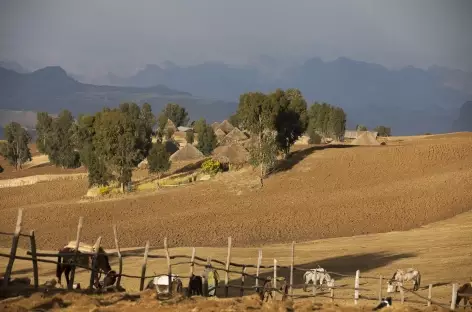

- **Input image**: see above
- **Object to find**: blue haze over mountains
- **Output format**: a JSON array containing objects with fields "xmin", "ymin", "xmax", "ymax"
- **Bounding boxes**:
[{"xmin": 0, "ymin": 55, "xmax": 471, "ymax": 136}]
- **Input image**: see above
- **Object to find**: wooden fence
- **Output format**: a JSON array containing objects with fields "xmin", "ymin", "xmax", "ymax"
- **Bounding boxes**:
[{"xmin": 0, "ymin": 209, "xmax": 469, "ymax": 310}]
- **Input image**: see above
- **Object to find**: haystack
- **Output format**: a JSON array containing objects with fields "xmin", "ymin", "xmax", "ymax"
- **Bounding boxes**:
[
  {"xmin": 220, "ymin": 127, "xmax": 248, "ymax": 145},
  {"xmin": 170, "ymin": 144, "xmax": 205, "ymax": 161},
  {"xmin": 217, "ymin": 120, "xmax": 234, "ymax": 134},
  {"xmin": 212, "ymin": 143, "xmax": 249, "ymax": 165},
  {"xmin": 351, "ymin": 131, "xmax": 380, "ymax": 146}
]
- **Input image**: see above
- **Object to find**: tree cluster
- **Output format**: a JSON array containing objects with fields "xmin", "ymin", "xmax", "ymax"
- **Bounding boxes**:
[
  {"xmin": 374, "ymin": 125, "xmax": 392, "ymax": 137},
  {"xmin": 235, "ymin": 88, "xmax": 309, "ymax": 185},
  {"xmin": 34, "ymin": 102, "xmax": 192, "ymax": 191},
  {"xmin": 307, "ymin": 102, "xmax": 347, "ymax": 142},
  {"xmin": 0, "ymin": 122, "xmax": 32, "ymax": 170}
]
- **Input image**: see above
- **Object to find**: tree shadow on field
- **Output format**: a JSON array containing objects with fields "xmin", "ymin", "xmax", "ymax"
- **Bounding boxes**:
[
  {"xmin": 273, "ymin": 144, "xmax": 355, "ymax": 174},
  {"xmin": 220, "ymin": 251, "xmax": 416, "ymax": 298}
]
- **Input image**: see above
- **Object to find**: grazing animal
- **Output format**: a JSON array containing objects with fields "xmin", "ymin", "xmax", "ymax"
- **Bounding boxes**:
[
  {"xmin": 100, "ymin": 270, "xmax": 118, "ymax": 289},
  {"xmin": 259, "ymin": 277, "xmax": 289, "ymax": 302},
  {"xmin": 456, "ymin": 282, "xmax": 472, "ymax": 308},
  {"xmin": 147, "ymin": 274, "xmax": 183, "ymax": 295},
  {"xmin": 373, "ymin": 297, "xmax": 392, "ymax": 311},
  {"xmin": 387, "ymin": 268, "xmax": 421, "ymax": 293},
  {"xmin": 56, "ymin": 241, "xmax": 112, "ymax": 289},
  {"xmin": 188, "ymin": 274, "xmax": 203, "ymax": 296},
  {"xmin": 303, "ymin": 267, "xmax": 335, "ymax": 291}
]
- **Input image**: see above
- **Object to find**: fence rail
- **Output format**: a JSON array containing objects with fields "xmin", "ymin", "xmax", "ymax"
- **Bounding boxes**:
[{"xmin": 1, "ymin": 209, "xmax": 469, "ymax": 310}]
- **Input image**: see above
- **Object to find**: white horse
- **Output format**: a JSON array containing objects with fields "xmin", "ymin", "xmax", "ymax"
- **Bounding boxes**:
[
  {"xmin": 387, "ymin": 268, "xmax": 421, "ymax": 293},
  {"xmin": 303, "ymin": 267, "xmax": 335, "ymax": 291},
  {"xmin": 148, "ymin": 274, "xmax": 182, "ymax": 294}
]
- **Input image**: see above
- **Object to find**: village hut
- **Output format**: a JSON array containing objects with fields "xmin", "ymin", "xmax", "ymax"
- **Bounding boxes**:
[
  {"xmin": 216, "ymin": 120, "xmax": 234, "ymax": 134},
  {"xmin": 138, "ymin": 140, "xmax": 180, "ymax": 169},
  {"xmin": 211, "ymin": 122, "xmax": 221, "ymax": 131},
  {"xmin": 215, "ymin": 128, "xmax": 227, "ymax": 142},
  {"xmin": 219, "ymin": 127, "xmax": 248, "ymax": 146},
  {"xmin": 350, "ymin": 131, "xmax": 380, "ymax": 146},
  {"xmin": 170, "ymin": 144, "xmax": 205, "ymax": 162},
  {"xmin": 165, "ymin": 119, "xmax": 177, "ymax": 133},
  {"xmin": 212, "ymin": 143, "xmax": 249, "ymax": 168}
]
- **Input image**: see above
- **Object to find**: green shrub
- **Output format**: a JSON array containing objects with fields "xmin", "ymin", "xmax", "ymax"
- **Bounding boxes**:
[
  {"xmin": 98, "ymin": 185, "xmax": 111, "ymax": 195},
  {"xmin": 201, "ymin": 159, "xmax": 222, "ymax": 175}
]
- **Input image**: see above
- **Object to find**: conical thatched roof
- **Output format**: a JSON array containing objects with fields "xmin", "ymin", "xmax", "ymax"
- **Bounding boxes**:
[
  {"xmin": 217, "ymin": 120, "xmax": 234, "ymax": 134},
  {"xmin": 170, "ymin": 144, "xmax": 205, "ymax": 161},
  {"xmin": 220, "ymin": 127, "xmax": 248, "ymax": 146},
  {"xmin": 212, "ymin": 143, "xmax": 249, "ymax": 165},
  {"xmin": 351, "ymin": 131, "xmax": 380, "ymax": 146},
  {"xmin": 165, "ymin": 119, "xmax": 177, "ymax": 131},
  {"xmin": 211, "ymin": 122, "xmax": 221, "ymax": 131},
  {"xmin": 215, "ymin": 128, "xmax": 227, "ymax": 141}
]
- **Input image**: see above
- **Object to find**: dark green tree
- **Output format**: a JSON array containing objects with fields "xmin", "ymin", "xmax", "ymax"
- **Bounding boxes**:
[
  {"xmin": 156, "ymin": 113, "xmax": 168, "ymax": 142},
  {"xmin": 237, "ymin": 92, "xmax": 279, "ymax": 186},
  {"xmin": 1, "ymin": 122, "xmax": 31, "ymax": 169},
  {"xmin": 374, "ymin": 126, "xmax": 391, "ymax": 137},
  {"xmin": 47, "ymin": 110, "xmax": 80, "ymax": 168},
  {"xmin": 328, "ymin": 107, "xmax": 347, "ymax": 140},
  {"xmin": 193, "ymin": 118, "xmax": 207, "ymax": 135},
  {"xmin": 186, "ymin": 131, "xmax": 195, "ymax": 144},
  {"xmin": 161, "ymin": 103, "xmax": 189, "ymax": 127},
  {"xmin": 196, "ymin": 123, "xmax": 217, "ymax": 156},
  {"xmin": 147, "ymin": 142, "xmax": 171, "ymax": 182},
  {"xmin": 273, "ymin": 88, "xmax": 308, "ymax": 158},
  {"xmin": 356, "ymin": 124, "xmax": 368, "ymax": 131},
  {"xmin": 35, "ymin": 112, "xmax": 53, "ymax": 154}
]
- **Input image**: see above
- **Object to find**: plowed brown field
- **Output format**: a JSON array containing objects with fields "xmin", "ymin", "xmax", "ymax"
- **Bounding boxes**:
[{"xmin": 0, "ymin": 133, "xmax": 471, "ymax": 251}]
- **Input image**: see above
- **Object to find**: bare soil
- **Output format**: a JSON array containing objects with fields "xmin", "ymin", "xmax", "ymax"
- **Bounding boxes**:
[{"xmin": 0, "ymin": 133, "xmax": 471, "ymax": 251}]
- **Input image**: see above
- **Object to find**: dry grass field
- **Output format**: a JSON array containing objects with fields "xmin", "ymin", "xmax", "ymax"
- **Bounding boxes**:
[{"xmin": 0, "ymin": 132, "xmax": 471, "ymax": 311}]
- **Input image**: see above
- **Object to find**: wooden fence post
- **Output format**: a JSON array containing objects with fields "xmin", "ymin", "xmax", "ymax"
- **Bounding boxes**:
[
  {"xmin": 164, "ymin": 238, "xmax": 172, "ymax": 295},
  {"xmin": 224, "ymin": 237, "xmax": 232, "ymax": 297},
  {"xmin": 378, "ymin": 275, "xmax": 382, "ymax": 302},
  {"xmin": 255, "ymin": 249, "xmax": 262, "ymax": 293},
  {"xmin": 69, "ymin": 216, "xmax": 84, "ymax": 290},
  {"xmin": 427, "ymin": 284, "xmax": 432, "ymax": 307},
  {"xmin": 290, "ymin": 241, "xmax": 295, "ymax": 296},
  {"xmin": 330, "ymin": 287, "xmax": 334, "ymax": 302},
  {"xmin": 89, "ymin": 236, "xmax": 102, "ymax": 289},
  {"xmin": 399, "ymin": 286, "xmax": 405, "ymax": 304},
  {"xmin": 312, "ymin": 270, "xmax": 317, "ymax": 299},
  {"xmin": 113, "ymin": 225, "xmax": 123, "ymax": 288},
  {"xmin": 2, "ymin": 208, "xmax": 23, "ymax": 288},
  {"xmin": 240, "ymin": 266, "xmax": 246, "ymax": 297},
  {"xmin": 451, "ymin": 283, "xmax": 458, "ymax": 311},
  {"xmin": 29, "ymin": 230, "xmax": 39, "ymax": 289},
  {"xmin": 273, "ymin": 259, "xmax": 277, "ymax": 300},
  {"xmin": 189, "ymin": 247, "xmax": 196, "ymax": 276},
  {"xmin": 354, "ymin": 270, "xmax": 360, "ymax": 305},
  {"xmin": 139, "ymin": 241, "xmax": 150, "ymax": 291}
]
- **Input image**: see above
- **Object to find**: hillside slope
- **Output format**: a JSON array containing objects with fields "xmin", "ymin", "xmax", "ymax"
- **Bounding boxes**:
[{"xmin": 0, "ymin": 133, "xmax": 471, "ymax": 250}]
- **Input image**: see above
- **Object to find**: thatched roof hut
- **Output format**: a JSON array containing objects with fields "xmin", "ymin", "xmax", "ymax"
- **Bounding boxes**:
[
  {"xmin": 212, "ymin": 143, "xmax": 249, "ymax": 165},
  {"xmin": 219, "ymin": 127, "xmax": 248, "ymax": 146},
  {"xmin": 215, "ymin": 128, "xmax": 227, "ymax": 142},
  {"xmin": 211, "ymin": 122, "xmax": 221, "ymax": 131},
  {"xmin": 170, "ymin": 144, "xmax": 205, "ymax": 161},
  {"xmin": 217, "ymin": 120, "xmax": 234, "ymax": 134},
  {"xmin": 165, "ymin": 119, "xmax": 177, "ymax": 132}
]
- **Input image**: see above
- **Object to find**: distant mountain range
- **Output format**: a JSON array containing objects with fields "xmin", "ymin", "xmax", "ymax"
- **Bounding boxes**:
[
  {"xmin": 452, "ymin": 101, "xmax": 472, "ymax": 132},
  {"xmin": 0, "ymin": 66, "xmax": 238, "ymax": 137},
  {"xmin": 0, "ymin": 56, "xmax": 471, "ymax": 136},
  {"xmin": 96, "ymin": 57, "xmax": 471, "ymax": 135}
]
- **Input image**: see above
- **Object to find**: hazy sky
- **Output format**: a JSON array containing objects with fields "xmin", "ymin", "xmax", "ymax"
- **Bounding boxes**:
[{"xmin": 1, "ymin": 0, "xmax": 471, "ymax": 76}]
